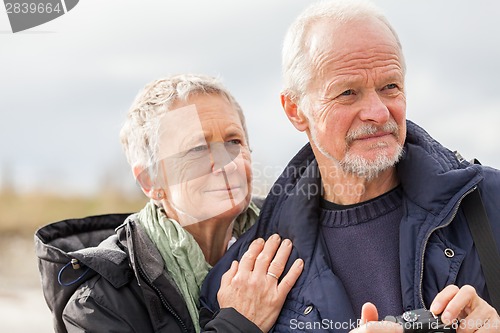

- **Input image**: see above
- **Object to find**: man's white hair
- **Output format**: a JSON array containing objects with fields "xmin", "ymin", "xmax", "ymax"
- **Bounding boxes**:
[
  {"xmin": 120, "ymin": 74, "xmax": 248, "ymax": 178},
  {"xmin": 281, "ymin": 0, "xmax": 406, "ymax": 109}
]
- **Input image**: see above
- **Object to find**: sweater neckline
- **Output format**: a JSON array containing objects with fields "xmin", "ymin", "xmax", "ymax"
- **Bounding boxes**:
[{"xmin": 320, "ymin": 186, "xmax": 402, "ymax": 227}]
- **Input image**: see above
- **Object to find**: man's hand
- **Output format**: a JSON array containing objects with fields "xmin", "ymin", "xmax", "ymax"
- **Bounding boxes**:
[
  {"xmin": 430, "ymin": 284, "xmax": 500, "ymax": 332},
  {"xmin": 217, "ymin": 234, "xmax": 304, "ymax": 332}
]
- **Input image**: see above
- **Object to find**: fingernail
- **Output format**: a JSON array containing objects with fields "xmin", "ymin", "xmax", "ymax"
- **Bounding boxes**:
[
  {"xmin": 429, "ymin": 302, "xmax": 439, "ymax": 314},
  {"xmin": 253, "ymin": 238, "xmax": 264, "ymax": 245},
  {"xmin": 270, "ymin": 234, "xmax": 280, "ymax": 241},
  {"xmin": 296, "ymin": 259, "xmax": 303, "ymax": 268},
  {"xmin": 282, "ymin": 239, "xmax": 291, "ymax": 246},
  {"xmin": 440, "ymin": 311, "xmax": 451, "ymax": 325}
]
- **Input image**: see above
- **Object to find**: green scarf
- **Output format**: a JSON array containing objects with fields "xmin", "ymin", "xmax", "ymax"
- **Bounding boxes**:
[{"xmin": 136, "ymin": 200, "xmax": 259, "ymax": 332}]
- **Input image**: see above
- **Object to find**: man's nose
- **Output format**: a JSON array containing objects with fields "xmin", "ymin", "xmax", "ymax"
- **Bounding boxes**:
[
  {"xmin": 210, "ymin": 143, "xmax": 238, "ymax": 175},
  {"xmin": 358, "ymin": 91, "xmax": 390, "ymax": 124}
]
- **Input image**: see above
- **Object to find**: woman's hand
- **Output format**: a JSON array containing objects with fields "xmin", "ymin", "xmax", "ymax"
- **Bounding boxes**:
[
  {"xmin": 430, "ymin": 284, "xmax": 500, "ymax": 332},
  {"xmin": 217, "ymin": 234, "xmax": 304, "ymax": 332}
]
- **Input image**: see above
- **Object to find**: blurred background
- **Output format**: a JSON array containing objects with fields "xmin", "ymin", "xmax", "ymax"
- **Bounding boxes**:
[{"xmin": 1, "ymin": 0, "xmax": 499, "ymax": 332}]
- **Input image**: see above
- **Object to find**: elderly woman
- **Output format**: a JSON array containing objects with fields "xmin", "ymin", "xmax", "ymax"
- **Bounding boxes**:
[{"xmin": 35, "ymin": 74, "xmax": 303, "ymax": 333}]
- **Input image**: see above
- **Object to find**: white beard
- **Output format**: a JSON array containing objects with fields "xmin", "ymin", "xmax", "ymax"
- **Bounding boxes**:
[{"xmin": 310, "ymin": 117, "xmax": 404, "ymax": 181}]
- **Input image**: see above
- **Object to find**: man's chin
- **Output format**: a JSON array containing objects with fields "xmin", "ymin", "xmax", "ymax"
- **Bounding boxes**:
[{"xmin": 340, "ymin": 148, "xmax": 403, "ymax": 181}]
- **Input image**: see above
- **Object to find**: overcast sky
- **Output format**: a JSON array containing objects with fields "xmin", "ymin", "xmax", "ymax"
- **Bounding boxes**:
[{"xmin": 1, "ymin": 0, "xmax": 499, "ymax": 195}]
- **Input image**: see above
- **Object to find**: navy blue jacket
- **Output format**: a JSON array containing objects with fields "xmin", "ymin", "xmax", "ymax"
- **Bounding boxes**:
[{"xmin": 200, "ymin": 121, "xmax": 500, "ymax": 332}]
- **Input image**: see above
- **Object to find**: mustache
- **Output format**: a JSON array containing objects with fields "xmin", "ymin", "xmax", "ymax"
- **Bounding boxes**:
[{"xmin": 346, "ymin": 121, "xmax": 400, "ymax": 145}]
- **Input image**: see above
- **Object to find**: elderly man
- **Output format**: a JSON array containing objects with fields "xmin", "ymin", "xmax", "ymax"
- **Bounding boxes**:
[{"xmin": 200, "ymin": 1, "xmax": 500, "ymax": 332}]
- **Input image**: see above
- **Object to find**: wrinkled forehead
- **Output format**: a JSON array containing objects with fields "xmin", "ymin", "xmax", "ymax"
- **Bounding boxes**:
[
  {"xmin": 308, "ymin": 17, "xmax": 403, "ymax": 65},
  {"xmin": 157, "ymin": 104, "xmax": 204, "ymax": 159}
]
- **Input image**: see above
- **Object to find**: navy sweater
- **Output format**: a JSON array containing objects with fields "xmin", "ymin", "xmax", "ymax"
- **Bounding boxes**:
[{"xmin": 320, "ymin": 186, "xmax": 404, "ymax": 318}]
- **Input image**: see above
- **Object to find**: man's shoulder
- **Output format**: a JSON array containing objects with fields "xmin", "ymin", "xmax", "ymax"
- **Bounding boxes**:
[
  {"xmin": 470, "ymin": 162, "xmax": 500, "ymax": 200},
  {"xmin": 477, "ymin": 165, "xmax": 500, "ymax": 219},
  {"xmin": 479, "ymin": 164, "xmax": 500, "ymax": 180}
]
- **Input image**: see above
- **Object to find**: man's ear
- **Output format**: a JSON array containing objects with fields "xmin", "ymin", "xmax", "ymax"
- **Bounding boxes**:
[
  {"xmin": 133, "ymin": 165, "xmax": 155, "ymax": 199},
  {"xmin": 281, "ymin": 93, "xmax": 309, "ymax": 132}
]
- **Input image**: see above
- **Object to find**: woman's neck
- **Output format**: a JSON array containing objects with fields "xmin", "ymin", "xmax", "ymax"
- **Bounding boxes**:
[{"xmin": 183, "ymin": 217, "xmax": 234, "ymax": 266}]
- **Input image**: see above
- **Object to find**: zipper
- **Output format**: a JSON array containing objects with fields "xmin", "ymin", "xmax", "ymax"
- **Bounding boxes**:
[
  {"xmin": 137, "ymin": 265, "xmax": 189, "ymax": 333},
  {"xmin": 417, "ymin": 186, "xmax": 477, "ymax": 309},
  {"xmin": 128, "ymin": 221, "xmax": 189, "ymax": 333}
]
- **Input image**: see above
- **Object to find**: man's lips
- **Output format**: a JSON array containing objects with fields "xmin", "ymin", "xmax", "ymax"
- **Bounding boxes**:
[{"xmin": 354, "ymin": 131, "xmax": 394, "ymax": 141}]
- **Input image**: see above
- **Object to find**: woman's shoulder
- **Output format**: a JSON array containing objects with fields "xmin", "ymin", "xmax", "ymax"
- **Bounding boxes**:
[{"xmin": 63, "ymin": 274, "xmax": 154, "ymax": 332}]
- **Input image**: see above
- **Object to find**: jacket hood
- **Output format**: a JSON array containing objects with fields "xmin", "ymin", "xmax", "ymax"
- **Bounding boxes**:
[
  {"xmin": 35, "ymin": 213, "xmax": 132, "ymax": 333},
  {"xmin": 35, "ymin": 213, "xmax": 133, "ymax": 286}
]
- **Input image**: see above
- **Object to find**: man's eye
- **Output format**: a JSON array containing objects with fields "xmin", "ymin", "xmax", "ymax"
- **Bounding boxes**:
[
  {"xmin": 340, "ymin": 89, "xmax": 354, "ymax": 96},
  {"xmin": 385, "ymin": 83, "xmax": 398, "ymax": 90}
]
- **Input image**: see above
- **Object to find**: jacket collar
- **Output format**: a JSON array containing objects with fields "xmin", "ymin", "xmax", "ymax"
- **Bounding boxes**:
[{"xmin": 397, "ymin": 120, "xmax": 482, "ymax": 216}]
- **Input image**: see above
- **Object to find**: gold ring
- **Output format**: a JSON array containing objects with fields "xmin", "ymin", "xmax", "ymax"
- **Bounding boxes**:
[{"xmin": 267, "ymin": 271, "xmax": 279, "ymax": 280}]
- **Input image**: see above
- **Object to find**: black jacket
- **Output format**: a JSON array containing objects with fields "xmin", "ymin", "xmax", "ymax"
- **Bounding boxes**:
[{"xmin": 35, "ymin": 212, "xmax": 261, "ymax": 333}]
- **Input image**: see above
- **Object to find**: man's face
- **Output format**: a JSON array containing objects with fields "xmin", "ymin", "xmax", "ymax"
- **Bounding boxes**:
[
  {"xmin": 156, "ymin": 94, "xmax": 251, "ymax": 225},
  {"xmin": 304, "ymin": 17, "xmax": 407, "ymax": 179}
]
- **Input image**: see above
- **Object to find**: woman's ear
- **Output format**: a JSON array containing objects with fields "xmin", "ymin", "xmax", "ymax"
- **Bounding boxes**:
[
  {"xmin": 133, "ymin": 165, "xmax": 155, "ymax": 199},
  {"xmin": 281, "ymin": 93, "xmax": 309, "ymax": 132}
]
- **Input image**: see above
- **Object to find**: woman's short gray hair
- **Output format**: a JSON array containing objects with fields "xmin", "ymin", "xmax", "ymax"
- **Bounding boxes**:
[
  {"xmin": 120, "ymin": 74, "xmax": 248, "ymax": 176},
  {"xmin": 282, "ymin": 0, "xmax": 405, "ymax": 107}
]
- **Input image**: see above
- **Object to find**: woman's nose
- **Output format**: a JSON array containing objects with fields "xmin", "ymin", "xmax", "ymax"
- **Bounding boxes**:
[
  {"xmin": 212, "ymin": 160, "xmax": 237, "ymax": 175},
  {"xmin": 210, "ymin": 143, "xmax": 238, "ymax": 175}
]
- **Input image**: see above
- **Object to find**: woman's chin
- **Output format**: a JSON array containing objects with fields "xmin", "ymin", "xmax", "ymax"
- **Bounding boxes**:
[{"xmin": 200, "ymin": 196, "xmax": 249, "ymax": 221}]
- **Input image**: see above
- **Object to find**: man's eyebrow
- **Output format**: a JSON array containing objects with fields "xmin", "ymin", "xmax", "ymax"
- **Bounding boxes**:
[
  {"xmin": 323, "ymin": 76, "xmax": 360, "ymax": 94},
  {"xmin": 382, "ymin": 72, "xmax": 404, "ymax": 81}
]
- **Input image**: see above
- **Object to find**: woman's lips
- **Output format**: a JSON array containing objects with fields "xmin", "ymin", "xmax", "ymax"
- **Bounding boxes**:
[{"xmin": 205, "ymin": 186, "xmax": 241, "ymax": 193}]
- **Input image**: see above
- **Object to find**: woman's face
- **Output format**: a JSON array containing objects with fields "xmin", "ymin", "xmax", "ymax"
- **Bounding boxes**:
[{"xmin": 156, "ymin": 94, "xmax": 252, "ymax": 225}]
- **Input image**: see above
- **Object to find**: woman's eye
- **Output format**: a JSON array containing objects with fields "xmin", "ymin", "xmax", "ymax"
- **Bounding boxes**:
[
  {"xmin": 188, "ymin": 145, "xmax": 208, "ymax": 153},
  {"xmin": 226, "ymin": 139, "xmax": 241, "ymax": 145}
]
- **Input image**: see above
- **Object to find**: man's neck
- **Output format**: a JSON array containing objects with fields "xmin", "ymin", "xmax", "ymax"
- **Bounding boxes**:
[{"xmin": 319, "ymin": 162, "xmax": 399, "ymax": 205}]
